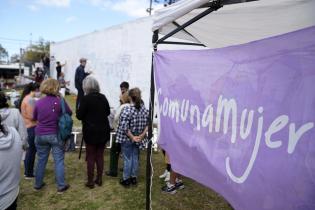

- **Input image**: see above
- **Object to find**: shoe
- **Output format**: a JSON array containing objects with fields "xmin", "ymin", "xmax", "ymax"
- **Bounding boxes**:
[
  {"xmin": 164, "ymin": 172, "xmax": 170, "ymax": 182},
  {"xmin": 105, "ymin": 171, "xmax": 117, "ymax": 177},
  {"xmin": 175, "ymin": 180, "xmax": 185, "ymax": 190},
  {"xmin": 34, "ymin": 182, "xmax": 46, "ymax": 191},
  {"xmin": 57, "ymin": 184, "xmax": 70, "ymax": 194},
  {"xmin": 130, "ymin": 177, "xmax": 137, "ymax": 186},
  {"xmin": 85, "ymin": 182, "xmax": 95, "ymax": 189},
  {"xmin": 94, "ymin": 178, "xmax": 102, "ymax": 186},
  {"xmin": 159, "ymin": 170, "xmax": 168, "ymax": 179},
  {"xmin": 119, "ymin": 178, "xmax": 130, "ymax": 187},
  {"xmin": 161, "ymin": 182, "xmax": 176, "ymax": 194},
  {"xmin": 24, "ymin": 175, "xmax": 35, "ymax": 180}
]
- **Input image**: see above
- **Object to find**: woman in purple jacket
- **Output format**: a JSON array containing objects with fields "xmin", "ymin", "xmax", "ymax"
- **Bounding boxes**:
[{"xmin": 33, "ymin": 78, "xmax": 72, "ymax": 194}]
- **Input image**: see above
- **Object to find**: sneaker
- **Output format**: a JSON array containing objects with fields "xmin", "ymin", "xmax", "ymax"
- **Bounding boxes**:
[
  {"xmin": 130, "ymin": 177, "xmax": 137, "ymax": 186},
  {"xmin": 164, "ymin": 172, "xmax": 170, "ymax": 182},
  {"xmin": 105, "ymin": 171, "xmax": 118, "ymax": 177},
  {"xmin": 161, "ymin": 182, "xmax": 176, "ymax": 194},
  {"xmin": 34, "ymin": 182, "xmax": 46, "ymax": 191},
  {"xmin": 57, "ymin": 184, "xmax": 70, "ymax": 194},
  {"xmin": 119, "ymin": 178, "xmax": 130, "ymax": 188},
  {"xmin": 159, "ymin": 170, "xmax": 168, "ymax": 179},
  {"xmin": 24, "ymin": 175, "xmax": 35, "ymax": 180},
  {"xmin": 85, "ymin": 182, "xmax": 95, "ymax": 189},
  {"xmin": 175, "ymin": 180, "xmax": 185, "ymax": 190}
]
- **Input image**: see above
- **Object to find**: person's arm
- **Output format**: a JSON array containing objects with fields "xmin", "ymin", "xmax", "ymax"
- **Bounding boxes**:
[
  {"xmin": 32, "ymin": 103, "xmax": 38, "ymax": 121},
  {"xmin": 21, "ymin": 99, "xmax": 32, "ymax": 121},
  {"xmin": 64, "ymin": 100, "xmax": 72, "ymax": 116},
  {"xmin": 139, "ymin": 126, "xmax": 148, "ymax": 140},
  {"xmin": 119, "ymin": 108, "xmax": 130, "ymax": 136},
  {"xmin": 15, "ymin": 110, "xmax": 28, "ymax": 148},
  {"xmin": 104, "ymin": 96, "xmax": 110, "ymax": 117},
  {"xmin": 76, "ymin": 96, "xmax": 87, "ymax": 120},
  {"xmin": 127, "ymin": 130, "xmax": 140, "ymax": 142}
]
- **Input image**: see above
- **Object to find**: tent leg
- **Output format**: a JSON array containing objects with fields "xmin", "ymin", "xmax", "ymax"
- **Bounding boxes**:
[{"xmin": 146, "ymin": 30, "xmax": 158, "ymax": 210}]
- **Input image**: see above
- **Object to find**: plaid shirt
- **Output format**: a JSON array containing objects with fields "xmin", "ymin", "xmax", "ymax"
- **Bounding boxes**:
[{"xmin": 116, "ymin": 104, "xmax": 149, "ymax": 149}]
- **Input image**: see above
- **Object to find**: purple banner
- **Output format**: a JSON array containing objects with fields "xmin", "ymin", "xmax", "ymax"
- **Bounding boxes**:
[{"xmin": 154, "ymin": 26, "xmax": 315, "ymax": 210}]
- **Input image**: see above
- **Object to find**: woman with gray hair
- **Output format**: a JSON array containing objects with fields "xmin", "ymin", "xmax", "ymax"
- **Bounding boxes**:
[{"xmin": 76, "ymin": 76, "xmax": 111, "ymax": 188}]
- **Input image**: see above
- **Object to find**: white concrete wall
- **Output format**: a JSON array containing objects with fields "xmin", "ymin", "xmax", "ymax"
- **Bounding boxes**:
[{"xmin": 50, "ymin": 17, "xmax": 202, "ymax": 108}]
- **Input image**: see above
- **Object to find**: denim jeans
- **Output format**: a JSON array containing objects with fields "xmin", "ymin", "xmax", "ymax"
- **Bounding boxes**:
[
  {"xmin": 24, "ymin": 127, "xmax": 36, "ymax": 176},
  {"xmin": 34, "ymin": 134, "xmax": 66, "ymax": 189},
  {"xmin": 65, "ymin": 134, "xmax": 76, "ymax": 152},
  {"xmin": 121, "ymin": 141, "xmax": 139, "ymax": 180}
]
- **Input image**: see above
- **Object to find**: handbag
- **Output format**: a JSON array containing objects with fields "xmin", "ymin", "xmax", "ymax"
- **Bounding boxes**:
[{"xmin": 58, "ymin": 97, "xmax": 73, "ymax": 141}]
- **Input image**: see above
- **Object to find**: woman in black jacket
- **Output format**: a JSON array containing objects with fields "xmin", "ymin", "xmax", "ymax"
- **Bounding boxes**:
[{"xmin": 76, "ymin": 76, "xmax": 110, "ymax": 188}]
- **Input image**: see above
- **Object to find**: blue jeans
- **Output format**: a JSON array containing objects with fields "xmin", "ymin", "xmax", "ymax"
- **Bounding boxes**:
[
  {"xmin": 121, "ymin": 141, "xmax": 139, "ymax": 180},
  {"xmin": 34, "ymin": 134, "xmax": 66, "ymax": 189},
  {"xmin": 24, "ymin": 127, "xmax": 36, "ymax": 176}
]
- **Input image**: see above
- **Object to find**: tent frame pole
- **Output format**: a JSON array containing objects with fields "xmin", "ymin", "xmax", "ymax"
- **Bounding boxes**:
[
  {"xmin": 155, "ymin": 0, "xmax": 222, "ymax": 47},
  {"xmin": 146, "ymin": 2, "xmax": 223, "ymax": 210},
  {"xmin": 146, "ymin": 30, "xmax": 159, "ymax": 210},
  {"xmin": 158, "ymin": 41, "xmax": 205, "ymax": 46}
]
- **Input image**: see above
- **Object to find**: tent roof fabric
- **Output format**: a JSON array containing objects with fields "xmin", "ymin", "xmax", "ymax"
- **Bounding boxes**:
[{"xmin": 153, "ymin": 0, "xmax": 315, "ymax": 48}]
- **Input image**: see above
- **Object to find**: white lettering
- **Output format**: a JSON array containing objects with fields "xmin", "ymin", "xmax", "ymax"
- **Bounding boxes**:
[
  {"xmin": 215, "ymin": 95, "xmax": 237, "ymax": 143},
  {"xmin": 190, "ymin": 105, "xmax": 201, "ymax": 131},
  {"xmin": 202, "ymin": 105, "xmax": 214, "ymax": 133},
  {"xmin": 240, "ymin": 109, "xmax": 254, "ymax": 140},
  {"xmin": 225, "ymin": 106, "xmax": 264, "ymax": 183},
  {"xmin": 180, "ymin": 99, "xmax": 190, "ymax": 122},
  {"xmin": 265, "ymin": 115, "xmax": 288, "ymax": 149},
  {"xmin": 168, "ymin": 100, "xmax": 180, "ymax": 122},
  {"xmin": 162, "ymin": 97, "xmax": 169, "ymax": 116},
  {"xmin": 288, "ymin": 122, "xmax": 314, "ymax": 154}
]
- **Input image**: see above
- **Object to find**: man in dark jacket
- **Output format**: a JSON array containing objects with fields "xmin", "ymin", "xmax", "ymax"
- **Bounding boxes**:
[{"xmin": 75, "ymin": 58, "xmax": 89, "ymax": 111}]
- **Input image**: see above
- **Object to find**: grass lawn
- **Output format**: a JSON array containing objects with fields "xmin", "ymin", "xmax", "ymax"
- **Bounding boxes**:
[
  {"xmin": 17, "ymin": 94, "xmax": 233, "ymax": 210},
  {"xmin": 18, "ymin": 151, "xmax": 233, "ymax": 210}
]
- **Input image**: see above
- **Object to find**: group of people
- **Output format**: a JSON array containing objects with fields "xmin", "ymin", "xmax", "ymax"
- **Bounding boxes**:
[
  {"xmin": 74, "ymin": 57, "xmax": 149, "ymax": 188},
  {"xmin": 0, "ymin": 57, "xmax": 153, "ymax": 210}
]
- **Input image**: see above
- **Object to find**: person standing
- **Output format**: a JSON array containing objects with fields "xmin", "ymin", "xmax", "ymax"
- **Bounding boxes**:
[
  {"xmin": 76, "ymin": 76, "xmax": 111, "ymax": 188},
  {"xmin": 116, "ymin": 88, "xmax": 149, "ymax": 187},
  {"xmin": 58, "ymin": 72, "xmax": 70, "ymax": 97},
  {"xmin": 56, "ymin": 61, "xmax": 66, "ymax": 79},
  {"xmin": 106, "ymin": 92, "xmax": 130, "ymax": 177},
  {"xmin": 20, "ymin": 83, "xmax": 40, "ymax": 179},
  {"xmin": 75, "ymin": 58, "xmax": 90, "ymax": 111},
  {"xmin": 0, "ymin": 117, "xmax": 23, "ymax": 210},
  {"xmin": 42, "ymin": 54, "xmax": 50, "ymax": 78},
  {"xmin": 120, "ymin": 81, "xmax": 129, "ymax": 94},
  {"xmin": 33, "ymin": 79, "xmax": 72, "ymax": 193},
  {"xmin": 34, "ymin": 67, "xmax": 44, "ymax": 85},
  {"xmin": 0, "ymin": 92, "xmax": 27, "ymax": 148}
]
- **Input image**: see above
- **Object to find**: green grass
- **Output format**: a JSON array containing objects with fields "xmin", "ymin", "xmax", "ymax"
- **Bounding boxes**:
[
  {"xmin": 64, "ymin": 94, "xmax": 81, "ymax": 128},
  {"xmin": 18, "ymin": 151, "xmax": 233, "ymax": 210}
]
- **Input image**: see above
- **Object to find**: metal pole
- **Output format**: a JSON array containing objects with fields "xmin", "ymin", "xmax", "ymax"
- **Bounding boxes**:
[
  {"xmin": 19, "ymin": 48, "xmax": 22, "ymax": 76},
  {"xmin": 156, "ymin": 1, "xmax": 222, "ymax": 45},
  {"xmin": 146, "ymin": 30, "xmax": 159, "ymax": 210},
  {"xmin": 148, "ymin": 0, "xmax": 153, "ymax": 15}
]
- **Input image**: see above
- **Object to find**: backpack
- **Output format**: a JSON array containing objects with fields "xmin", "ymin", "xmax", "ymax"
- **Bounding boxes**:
[{"xmin": 58, "ymin": 98, "xmax": 73, "ymax": 141}]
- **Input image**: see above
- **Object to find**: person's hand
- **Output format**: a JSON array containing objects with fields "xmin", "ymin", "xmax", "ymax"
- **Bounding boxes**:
[{"xmin": 132, "ymin": 136, "xmax": 141, "ymax": 142}]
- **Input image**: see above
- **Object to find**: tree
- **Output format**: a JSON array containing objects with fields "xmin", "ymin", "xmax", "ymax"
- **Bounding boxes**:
[
  {"xmin": 23, "ymin": 37, "xmax": 50, "ymax": 64},
  {"xmin": 0, "ymin": 44, "xmax": 8, "ymax": 64},
  {"xmin": 10, "ymin": 54, "xmax": 20, "ymax": 63}
]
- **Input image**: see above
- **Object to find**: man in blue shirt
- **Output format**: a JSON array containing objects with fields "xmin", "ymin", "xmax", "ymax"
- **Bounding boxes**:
[{"xmin": 74, "ymin": 58, "xmax": 89, "ymax": 111}]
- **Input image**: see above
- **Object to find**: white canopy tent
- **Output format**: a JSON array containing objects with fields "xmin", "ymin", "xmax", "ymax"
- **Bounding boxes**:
[
  {"xmin": 145, "ymin": 0, "xmax": 315, "ymax": 209},
  {"xmin": 153, "ymin": 0, "xmax": 315, "ymax": 48}
]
